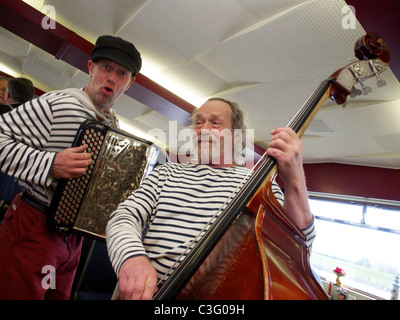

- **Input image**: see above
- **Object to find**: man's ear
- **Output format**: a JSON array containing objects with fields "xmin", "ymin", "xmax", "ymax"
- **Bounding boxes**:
[
  {"xmin": 125, "ymin": 76, "xmax": 136, "ymax": 92},
  {"xmin": 87, "ymin": 60, "xmax": 95, "ymax": 77}
]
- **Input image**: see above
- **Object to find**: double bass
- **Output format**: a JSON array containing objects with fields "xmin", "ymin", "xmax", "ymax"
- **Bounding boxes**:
[{"xmin": 154, "ymin": 32, "xmax": 390, "ymax": 300}]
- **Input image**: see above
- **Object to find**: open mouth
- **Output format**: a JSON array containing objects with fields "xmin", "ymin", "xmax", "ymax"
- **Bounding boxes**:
[{"xmin": 103, "ymin": 86, "xmax": 113, "ymax": 95}]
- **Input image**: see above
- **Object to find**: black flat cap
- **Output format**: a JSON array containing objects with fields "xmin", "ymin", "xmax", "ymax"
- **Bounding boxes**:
[{"xmin": 91, "ymin": 35, "xmax": 142, "ymax": 76}]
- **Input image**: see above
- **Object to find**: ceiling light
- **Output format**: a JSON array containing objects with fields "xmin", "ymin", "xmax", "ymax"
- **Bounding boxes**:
[
  {"xmin": 140, "ymin": 60, "xmax": 205, "ymax": 108},
  {"xmin": 21, "ymin": 0, "xmax": 44, "ymax": 11},
  {"xmin": 0, "ymin": 63, "xmax": 20, "ymax": 77}
]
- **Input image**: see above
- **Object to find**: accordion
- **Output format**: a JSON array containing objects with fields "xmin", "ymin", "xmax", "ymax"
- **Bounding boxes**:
[{"xmin": 46, "ymin": 120, "xmax": 159, "ymax": 240}]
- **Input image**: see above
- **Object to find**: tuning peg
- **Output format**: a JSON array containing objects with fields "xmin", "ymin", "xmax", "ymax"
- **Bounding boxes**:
[
  {"xmin": 355, "ymin": 78, "xmax": 372, "ymax": 95},
  {"xmin": 349, "ymin": 65, "xmax": 371, "ymax": 96},
  {"xmin": 377, "ymin": 79, "xmax": 387, "ymax": 88},
  {"xmin": 369, "ymin": 60, "xmax": 387, "ymax": 88},
  {"xmin": 350, "ymin": 88, "xmax": 362, "ymax": 98},
  {"xmin": 362, "ymin": 85, "xmax": 372, "ymax": 95}
]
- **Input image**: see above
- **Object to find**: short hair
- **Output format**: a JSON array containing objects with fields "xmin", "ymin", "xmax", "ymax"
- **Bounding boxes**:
[{"xmin": 7, "ymin": 77, "xmax": 35, "ymax": 103}]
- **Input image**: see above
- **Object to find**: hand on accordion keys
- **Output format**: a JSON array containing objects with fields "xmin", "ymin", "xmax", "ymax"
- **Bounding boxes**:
[{"xmin": 51, "ymin": 144, "xmax": 94, "ymax": 179}]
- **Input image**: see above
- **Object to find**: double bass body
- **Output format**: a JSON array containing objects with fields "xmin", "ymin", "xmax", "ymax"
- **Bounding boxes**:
[{"xmin": 177, "ymin": 171, "xmax": 328, "ymax": 300}]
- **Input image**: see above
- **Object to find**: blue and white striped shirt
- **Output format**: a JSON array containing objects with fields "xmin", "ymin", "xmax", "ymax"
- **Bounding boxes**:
[
  {"xmin": 106, "ymin": 162, "xmax": 316, "ymax": 279},
  {"xmin": 0, "ymin": 89, "xmax": 108, "ymax": 205}
]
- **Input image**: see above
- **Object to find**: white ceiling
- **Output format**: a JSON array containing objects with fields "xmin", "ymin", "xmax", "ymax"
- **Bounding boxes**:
[{"xmin": 1, "ymin": 0, "xmax": 400, "ymax": 168}]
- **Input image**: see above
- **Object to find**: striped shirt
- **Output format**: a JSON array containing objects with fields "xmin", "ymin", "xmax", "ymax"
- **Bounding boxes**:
[
  {"xmin": 0, "ymin": 90, "xmax": 100, "ymax": 205},
  {"xmin": 106, "ymin": 162, "xmax": 316, "ymax": 280}
]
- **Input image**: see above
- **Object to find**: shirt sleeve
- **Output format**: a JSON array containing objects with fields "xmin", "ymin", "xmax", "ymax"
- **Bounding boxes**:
[
  {"xmin": 0, "ymin": 97, "xmax": 56, "ymax": 187},
  {"xmin": 106, "ymin": 166, "xmax": 161, "ymax": 276},
  {"xmin": 301, "ymin": 218, "xmax": 316, "ymax": 250},
  {"xmin": 272, "ymin": 179, "xmax": 316, "ymax": 250},
  {"xmin": 271, "ymin": 180, "xmax": 284, "ymax": 206}
]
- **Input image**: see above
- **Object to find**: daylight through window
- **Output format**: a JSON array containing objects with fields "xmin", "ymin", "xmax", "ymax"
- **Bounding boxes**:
[{"xmin": 309, "ymin": 193, "xmax": 400, "ymax": 300}]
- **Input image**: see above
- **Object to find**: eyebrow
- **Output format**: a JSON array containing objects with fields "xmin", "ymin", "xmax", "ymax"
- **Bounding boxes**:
[{"xmin": 196, "ymin": 112, "xmax": 223, "ymax": 120}]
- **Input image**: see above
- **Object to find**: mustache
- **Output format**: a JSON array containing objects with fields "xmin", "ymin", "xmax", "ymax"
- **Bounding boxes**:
[
  {"xmin": 192, "ymin": 136, "xmax": 220, "ymax": 148},
  {"xmin": 192, "ymin": 130, "xmax": 221, "ymax": 144}
]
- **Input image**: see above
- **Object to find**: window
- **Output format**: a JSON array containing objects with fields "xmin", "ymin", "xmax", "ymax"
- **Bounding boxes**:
[{"xmin": 308, "ymin": 193, "xmax": 400, "ymax": 299}]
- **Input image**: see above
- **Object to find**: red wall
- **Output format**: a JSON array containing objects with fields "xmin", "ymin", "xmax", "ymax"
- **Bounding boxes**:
[{"xmin": 304, "ymin": 163, "xmax": 400, "ymax": 202}]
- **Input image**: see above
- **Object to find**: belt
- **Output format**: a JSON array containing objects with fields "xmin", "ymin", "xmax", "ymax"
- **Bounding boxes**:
[{"xmin": 21, "ymin": 192, "xmax": 48, "ymax": 213}]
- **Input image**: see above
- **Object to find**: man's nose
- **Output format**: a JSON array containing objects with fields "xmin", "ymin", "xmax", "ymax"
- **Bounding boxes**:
[
  {"xmin": 107, "ymin": 72, "xmax": 117, "ymax": 84},
  {"xmin": 202, "ymin": 121, "xmax": 213, "ymax": 130}
]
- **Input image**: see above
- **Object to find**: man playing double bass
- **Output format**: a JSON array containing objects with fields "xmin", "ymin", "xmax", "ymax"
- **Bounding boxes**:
[{"xmin": 106, "ymin": 97, "xmax": 316, "ymax": 300}]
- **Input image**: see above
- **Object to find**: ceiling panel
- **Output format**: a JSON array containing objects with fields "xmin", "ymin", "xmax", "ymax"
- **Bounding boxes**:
[
  {"xmin": 1, "ymin": 0, "xmax": 399, "ymax": 169},
  {"xmin": 127, "ymin": 0, "xmax": 256, "ymax": 60},
  {"xmin": 42, "ymin": 0, "xmax": 149, "ymax": 42},
  {"xmin": 196, "ymin": 29, "xmax": 302, "ymax": 85},
  {"xmin": 258, "ymin": 0, "xmax": 365, "ymax": 74},
  {"xmin": 344, "ymin": 100, "xmax": 400, "ymax": 136}
]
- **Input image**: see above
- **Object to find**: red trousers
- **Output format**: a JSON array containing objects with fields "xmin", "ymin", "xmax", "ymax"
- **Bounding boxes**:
[{"xmin": 0, "ymin": 193, "xmax": 82, "ymax": 299}]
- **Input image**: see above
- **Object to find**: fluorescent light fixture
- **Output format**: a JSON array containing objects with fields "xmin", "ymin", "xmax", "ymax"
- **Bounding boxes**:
[
  {"xmin": 0, "ymin": 63, "xmax": 20, "ymax": 77},
  {"xmin": 140, "ymin": 60, "xmax": 205, "ymax": 108},
  {"xmin": 21, "ymin": 0, "xmax": 44, "ymax": 11}
]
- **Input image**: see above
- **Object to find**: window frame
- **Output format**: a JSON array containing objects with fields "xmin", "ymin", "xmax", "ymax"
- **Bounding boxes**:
[
  {"xmin": 309, "ymin": 192, "xmax": 400, "ymax": 234},
  {"xmin": 308, "ymin": 191, "xmax": 400, "ymax": 300}
]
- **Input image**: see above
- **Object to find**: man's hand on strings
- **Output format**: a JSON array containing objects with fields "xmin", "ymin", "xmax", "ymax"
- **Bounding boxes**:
[
  {"xmin": 266, "ymin": 127, "xmax": 304, "ymax": 186},
  {"xmin": 118, "ymin": 256, "xmax": 158, "ymax": 300}
]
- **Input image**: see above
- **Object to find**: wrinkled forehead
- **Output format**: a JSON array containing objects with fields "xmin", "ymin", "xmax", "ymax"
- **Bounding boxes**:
[{"xmin": 196, "ymin": 100, "xmax": 232, "ymax": 120}]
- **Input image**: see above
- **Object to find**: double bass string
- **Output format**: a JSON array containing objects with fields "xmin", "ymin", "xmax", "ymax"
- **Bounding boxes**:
[
  {"xmin": 157, "ymin": 158, "xmax": 261, "ymax": 286},
  {"xmin": 155, "ymin": 80, "xmax": 333, "ymax": 298},
  {"xmin": 286, "ymin": 80, "xmax": 332, "ymax": 135}
]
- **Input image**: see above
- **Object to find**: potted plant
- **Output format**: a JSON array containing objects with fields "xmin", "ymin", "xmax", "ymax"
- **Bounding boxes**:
[
  {"xmin": 333, "ymin": 267, "xmax": 346, "ymax": 286},
  {"xmin": 336, "ymin": 287, "xmax": 347, "ymax": 300}
]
